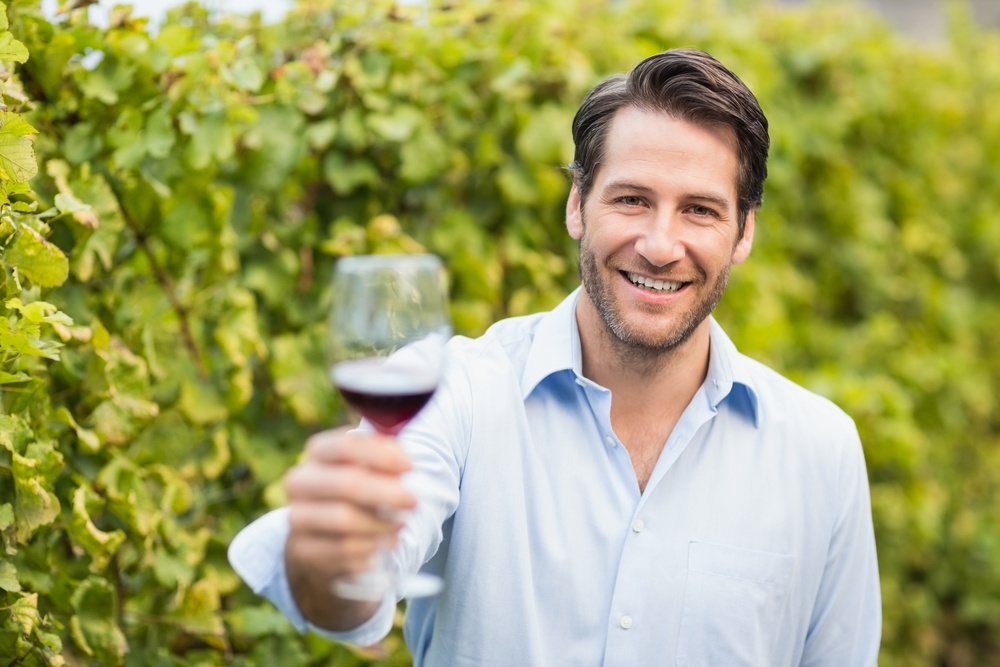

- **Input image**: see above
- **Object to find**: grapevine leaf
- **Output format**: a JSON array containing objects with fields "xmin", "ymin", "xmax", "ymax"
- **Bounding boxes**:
[
  {"xmin": 53, "ymin": 407, "xmax": 101, "ymax": 453},
  {"xmin": 9, "ymin": 592, "xmax": 38, "ymax": 636},
  {"xmin": 145, "ymin": 105, "xmax": 175, "ymax": 159},
  {"xmin": 179, "ymin": 377, "xmax": 227, "ymax": 425},
  {"xmin": 0, "ymin": 414, "xmax": 33, "ymax": 455},
  {"xmin": 0, "ymin": 112, "xmax": 38, "ymax": 183},
  {"xmin": 322, "ymin": 152, "xmax": 379, "ymax": 195},
  {"xmin": 69, "ymin": 577, "xmax": 128, "ymax": 665},
  {"xmin": 225, "ymin": 604, "xmax": 296, "ymax": 637},
  {"xmin": 0, "ymin": 503, "xmax": 13, "ymax": 531},
  {"xmin": 96, "ymin": 456, "xmax": 161, "ymax": 536},
  {"xmin": 86, "ymin": 395, "xmax": 159, "ymax": 446},
  {"xmin": 0, "ymin": 32, "xmax": 30, "ymax": 63},
  {"xmin": 5, "ymin": 228, "xmax": 70, "ymax": 288},
  {"xmin": 269, "ymin": 331, "xmax": 334, "ymax": 424},
  {"xmin": 12, "ymin": 448, "xmax": 63, "ymax": 543},
  {"xmin": 0, "ymin": 560, "xmax": 19, "ymax": 592},
  {"xmin": 0, "ymin": 370, "xmax": 30, "ymax": 384},
  {"xmin": 4, "ymin": 299, "xmax": 73, "ymax": 326},
  {"xmin": 226, "ymin": 56, "xmax": 264, "ymax": 92},
  {"xmin": 68, "ymin": 486, "xmax": 126, "ymax": 572},
  {"xmin": 167, "ymin": 578, "xmax": 224, "ymax": 638}
]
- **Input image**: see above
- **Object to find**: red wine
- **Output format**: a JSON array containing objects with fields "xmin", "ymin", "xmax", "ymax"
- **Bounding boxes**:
[{"xmin": 332, "ymin": 360, "xmax": 438, "ymax": 435}]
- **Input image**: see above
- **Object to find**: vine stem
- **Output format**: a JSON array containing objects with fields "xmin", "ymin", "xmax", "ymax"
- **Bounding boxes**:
[{"xmin": 99, "ymin": 169, "xmax": 208, "ymax": 379}]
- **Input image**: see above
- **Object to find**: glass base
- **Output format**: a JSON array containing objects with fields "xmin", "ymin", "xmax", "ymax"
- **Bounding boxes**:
[{"xmin": 332, "ymin": 570, "xmax": 443, "ymax": 601}]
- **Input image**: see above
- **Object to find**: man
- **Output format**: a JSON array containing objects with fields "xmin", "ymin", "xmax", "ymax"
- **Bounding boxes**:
[{"xmin": 229, "ymin": 48, "xmax": 881, "ymax": 665}]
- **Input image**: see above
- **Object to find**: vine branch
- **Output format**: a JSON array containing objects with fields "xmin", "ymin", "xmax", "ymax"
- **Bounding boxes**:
[{"xmin": 99, "ymin": 169, "xmax": 208, "ymax": 379}]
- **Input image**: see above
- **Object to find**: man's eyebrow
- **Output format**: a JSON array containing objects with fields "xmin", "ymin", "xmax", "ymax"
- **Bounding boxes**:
[
  {"xmin": 686, "ymin": 193, "xmax": 733, "ymax": 210},
  {"xmin": 601, "ymin": 181, "xmax": 657, "ymax": 196}
]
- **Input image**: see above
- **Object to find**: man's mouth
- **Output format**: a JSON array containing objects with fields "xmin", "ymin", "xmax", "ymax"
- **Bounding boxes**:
[{"xmin": 625, "ymin": 271, "xmax": 684, "ymax": 293}]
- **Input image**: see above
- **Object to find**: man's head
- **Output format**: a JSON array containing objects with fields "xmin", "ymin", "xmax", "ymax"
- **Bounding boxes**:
[{"xmin": 569, "ymin": 49, "xmax": 769, "ymax": 237}]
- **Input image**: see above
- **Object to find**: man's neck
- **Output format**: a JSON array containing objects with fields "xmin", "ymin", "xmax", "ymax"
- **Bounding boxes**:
[{"xmin": 575, "ymin": 298, "xmax": 711, "ymax": 493}]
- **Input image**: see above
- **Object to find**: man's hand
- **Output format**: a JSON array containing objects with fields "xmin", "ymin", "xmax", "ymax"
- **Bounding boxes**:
[{"xmin": 283, "ymin": 428, "xmax": 417, "ymax": 631}]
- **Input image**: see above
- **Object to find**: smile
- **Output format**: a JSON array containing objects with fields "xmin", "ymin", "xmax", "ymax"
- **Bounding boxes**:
[{"xmin": 625, "ymin": 272, "xmax": 683, "ymax": 293}]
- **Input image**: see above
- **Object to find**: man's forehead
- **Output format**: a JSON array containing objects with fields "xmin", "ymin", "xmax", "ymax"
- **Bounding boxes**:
[{"xmin": 596, "ymin": 108, "xmax": 740, "ymax": 200}]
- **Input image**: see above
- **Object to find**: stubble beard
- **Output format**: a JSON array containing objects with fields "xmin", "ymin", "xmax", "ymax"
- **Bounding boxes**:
[{"xmin": 578, "ymin": 236, "xmax": 730, "ymax": 371}]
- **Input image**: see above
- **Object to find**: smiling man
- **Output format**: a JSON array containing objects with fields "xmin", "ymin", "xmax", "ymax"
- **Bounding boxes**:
[{"xmin": 229, "ymin": 49, "xmax": 882, "ymax": 666}]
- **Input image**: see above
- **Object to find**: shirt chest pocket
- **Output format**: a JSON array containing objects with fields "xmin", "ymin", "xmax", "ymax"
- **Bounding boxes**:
[{"xmin": 676, "ymin": 542, "xmax": 795, "ymax": 667}]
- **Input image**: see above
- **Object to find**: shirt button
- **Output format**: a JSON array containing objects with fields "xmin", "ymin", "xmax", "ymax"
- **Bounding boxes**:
[
  {"xmin": 631, "ymin": 519, "xmax": 645, "ymax": 533},
  {"xmin": 619, "ymin": 615, "xmax": 633, "ymax": 629},
  {"xmin": 605, "ymin": 435, "xmax": 616, "ymax": 447}
]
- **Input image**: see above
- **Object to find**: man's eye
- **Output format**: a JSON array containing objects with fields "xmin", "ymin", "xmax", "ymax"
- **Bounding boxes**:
[
  {"xmin": 689, "ymin": 205, "xmax": 717, "ymax": 217},
  {"xmin": 617, "ymin": 196, "xmax": 644, "ymax": 206}
]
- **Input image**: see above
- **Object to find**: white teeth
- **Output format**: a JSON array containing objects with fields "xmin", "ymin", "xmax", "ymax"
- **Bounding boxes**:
[{"xmin": 627, "ymin": 272, "xmax": 681, "ymax": 293}]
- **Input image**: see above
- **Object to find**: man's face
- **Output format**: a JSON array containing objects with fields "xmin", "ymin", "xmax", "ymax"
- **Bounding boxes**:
[{"xmin": 566, "ymin": 106, "xmax": 754, "ymax": 356}]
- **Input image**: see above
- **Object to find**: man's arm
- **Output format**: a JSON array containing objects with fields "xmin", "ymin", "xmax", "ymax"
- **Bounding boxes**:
[{"xmin": 800, "ymin": 426, "xmax": 882, "ymax": 666}]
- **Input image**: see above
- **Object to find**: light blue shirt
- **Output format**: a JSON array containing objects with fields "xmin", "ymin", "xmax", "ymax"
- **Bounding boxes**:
[{"xmin": 229, "ymin": 289, "xmax": 881, "ymax": 666}]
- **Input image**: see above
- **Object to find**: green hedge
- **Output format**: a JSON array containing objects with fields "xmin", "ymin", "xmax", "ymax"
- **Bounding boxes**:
[{"xmin": 1, "ymin": 0, "xmax": 999, "ymax": 664}]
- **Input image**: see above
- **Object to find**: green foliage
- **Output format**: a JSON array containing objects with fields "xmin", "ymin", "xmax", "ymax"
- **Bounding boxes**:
[{"xmin": 0, "ymin": 0, "xmax": 998, "ymax": 664}]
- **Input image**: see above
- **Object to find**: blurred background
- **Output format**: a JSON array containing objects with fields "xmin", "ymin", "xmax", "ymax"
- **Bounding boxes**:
[
  {"xmin": 38, "ymin": 0, "xmax": 1000, "ymax": 35},
  {"xmin": 2, "ymin": 0, "xmax": 999, "ymax": 665}
]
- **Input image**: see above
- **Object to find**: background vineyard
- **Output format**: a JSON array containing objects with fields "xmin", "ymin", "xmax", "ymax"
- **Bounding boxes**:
[{"xmin": 1, "ymin": 0, "xmax": 999, "ymax": 665}]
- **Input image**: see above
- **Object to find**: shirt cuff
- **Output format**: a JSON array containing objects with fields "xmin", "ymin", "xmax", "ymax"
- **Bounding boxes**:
[{"xmin": 228, "ymin": 507, "xmax": 397, "ymax": 646}]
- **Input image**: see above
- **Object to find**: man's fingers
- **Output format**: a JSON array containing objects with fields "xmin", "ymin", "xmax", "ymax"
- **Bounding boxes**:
[
  {"xmin": 288, "ymin": 501, "xmax": 402, "ymax": 537},
  {"xmin": 285, "ymin": 465, "xmax": 417, "ymax": 511},
  {"xmin": 286, "ymin": 533, "xmax": 383, "ymax": 577},
  {"xmin": 304, "ymin": 428, "xmax": 413, "ymax": 474}
]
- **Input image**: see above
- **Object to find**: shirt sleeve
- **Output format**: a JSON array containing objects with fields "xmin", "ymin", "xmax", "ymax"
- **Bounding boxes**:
[
  {"xmin": 800, "ymin": 424, "xmax": 882, "ymax": 666},
  {"xmin": 227, "ymin": 506, "xmax": 397, "ymax": 646}
]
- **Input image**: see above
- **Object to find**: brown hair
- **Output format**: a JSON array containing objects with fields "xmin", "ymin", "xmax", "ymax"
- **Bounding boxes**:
[{"xmin": 569, "ymin": 48, "xmax": 769, "ymax": 235}]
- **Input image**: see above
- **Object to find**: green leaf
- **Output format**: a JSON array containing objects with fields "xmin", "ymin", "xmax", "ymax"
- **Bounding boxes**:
[
  {"xmin": 12, "ymin": 447, "xmax": 63, "ymax": 542},
  {"xmin": 0, "ymin": 32, "xmax": 29, "ymax": 63},
  {"xmin": 4, "ymin": 299, "xmax": 73, "ymax": 326},
  {"xmin": 97, "ymin": 456, "xmax": 161, "ymax": 537},
  {"xmin": 227, "ymin": 57, "xmax": 264, "ymax": 92},
  {"xmin": 269, "ymin": 330, "xmax": 335, "ymax": 425},
  {"xmin": 0, "ymin": 503, "xmax": 14, "ymax": 531},
  {"xmin": 167, "ymin": 578, "xmax": 224, "ymax": 638},
  {"xmin": 0, "ymin": 112, "xmax": 38, "ymax": 183},
  {"xmin": 0, "ymin": 560, "xmax": 20, "ymax": 592},
  {"xmin": 145, "ymin": 106, "xmax": 175, "ymax": 159},
  {"xmin": 53, "ymin": 406, "xmax": 101, "ymax": 453},
  {"xmin": 68, "ymin": 486, "xmax": 126, "ymax": 572},
  {"xmin": 69, "ymin": 578, "xmax": 128, "ymax": 666},
  {"xmin": 86, "ymin": 395, "xmax": 159, "ymax": 446},
  {"xmin": 322, "ymin": 152, "xmax": 379, "ymax": 195},
  {"xmin": 224, "ymin": 604, "xmax": 295, "ymax": 638},
  {"xmin": 5, "ymin": 228, "xmax": 70, "ymax": 288},
  {"xmin": 400, "ymin": 129, "xmax": 450, "ymax": 183},
  {"xmin": 179, "ymin": 377, "xmax": 227, "ymax": 425},
  {"xmin": 9, "ymin": 593, "xmax": 38, "ymax": 636},
  {"xmin": 0, "ymin": 370, "xmax": 30, "ymax": 384}
]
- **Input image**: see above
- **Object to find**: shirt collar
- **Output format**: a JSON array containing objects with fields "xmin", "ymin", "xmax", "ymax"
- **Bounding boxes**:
[
  {"xmin": 519, "ymin": 289, "xmax": 760, "ymax": 427},
  {"xmin": 705, "ymin": 317, "xmax": 761, "ymax": 427},
  {"xmin": 520, "ymin": 288, "xmax": 583, "ymax": 398}
]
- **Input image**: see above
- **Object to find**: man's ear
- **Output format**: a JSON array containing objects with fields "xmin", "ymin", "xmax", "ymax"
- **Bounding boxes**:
[
  {"xmin": 732, "ymin": 208, "xmax": 755, "ymax": 265},
  {"xmin": 566, "ymin": 182, "xmax": 584, "ymax": 240}
]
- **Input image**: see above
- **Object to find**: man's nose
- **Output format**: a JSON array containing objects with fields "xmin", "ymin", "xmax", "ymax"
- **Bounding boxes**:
[{"xmin": 633, "ymin": 212, "xmax": 685, "ymax": 267}]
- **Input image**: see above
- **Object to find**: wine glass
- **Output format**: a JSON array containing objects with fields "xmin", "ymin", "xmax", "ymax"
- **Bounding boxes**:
[{"xmin": 327, "ymin": 253, "xmax": 451, "ymax": 601}]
